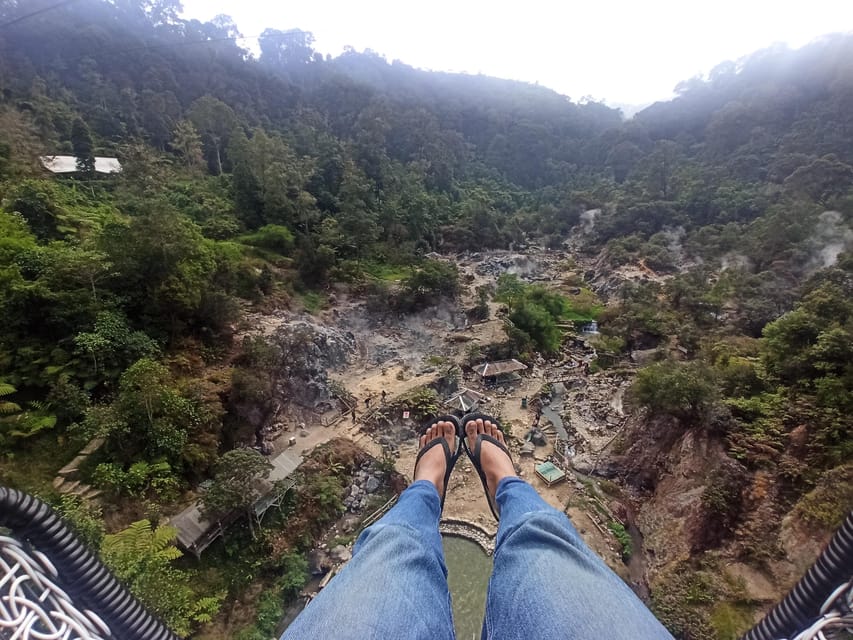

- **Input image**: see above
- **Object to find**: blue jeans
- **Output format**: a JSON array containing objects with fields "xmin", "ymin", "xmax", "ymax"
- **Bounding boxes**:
[{"xmin": 282, "ymin": 478, "xmax": 673, "ymax": 639}]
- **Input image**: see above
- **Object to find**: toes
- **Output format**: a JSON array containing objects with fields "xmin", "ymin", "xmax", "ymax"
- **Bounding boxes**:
[
  {"xmin": 475, "ymin": 418, "xmax": 486, "ymax": 434},
  {"xmin": 439, "ymin": 420, "xmax": 455, "ymax": 441},
  {"xmin": 419, "ymin": 433, "xmax": 428, "ymax": 448},
  {"xmin": 465, "ymin": 419, "xmax": 478, "ymax": 438}
]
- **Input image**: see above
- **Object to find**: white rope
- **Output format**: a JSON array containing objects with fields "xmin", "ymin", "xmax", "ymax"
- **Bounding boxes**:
[
  {"xmin": 0, "ymin": 537, "xmax": 111, "ymax": 640},
  {"xmin": 787, "ymin": 579, "xmax": 853, "ymax": 640}
]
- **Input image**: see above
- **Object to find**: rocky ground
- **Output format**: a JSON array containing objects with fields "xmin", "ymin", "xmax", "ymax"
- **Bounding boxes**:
[
  {"xmin": 236, "ymin": 230, "xmax": 816, "ymax": 632},
  {"xmin": 245, "ymin": 245, "xmax": 654, "ymax": 597}
]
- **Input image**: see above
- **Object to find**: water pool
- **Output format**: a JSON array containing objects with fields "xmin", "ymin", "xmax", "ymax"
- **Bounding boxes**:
[{"xmin": 442, "ymin": 535, "xmax": 493, "ymax": 640}]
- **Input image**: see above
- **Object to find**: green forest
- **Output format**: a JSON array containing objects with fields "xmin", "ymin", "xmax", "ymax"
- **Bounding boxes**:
[{"xmin": 0, "ymin": 1, "xmax": 851, "ymax": 638}]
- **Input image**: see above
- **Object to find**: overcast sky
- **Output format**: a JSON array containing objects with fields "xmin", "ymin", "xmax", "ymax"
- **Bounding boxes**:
[{"xmin": 181, "ymin": 0, "xmax": 853, "ymax": 107}]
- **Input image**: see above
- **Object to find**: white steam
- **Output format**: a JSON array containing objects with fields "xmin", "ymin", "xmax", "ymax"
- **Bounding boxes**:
[
  {"xmin": 721, "ymin": 253, "xmax": 753, "ymax": 271},
  {"xmin": 580, "ymin": 209, "xmax": 600, "ymax": 234},
  {"xmin": 808, "ymin": 211, "xmax": 853, "ymax": 271}
]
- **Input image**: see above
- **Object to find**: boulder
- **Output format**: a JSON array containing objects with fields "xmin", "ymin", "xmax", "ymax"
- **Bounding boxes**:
[
  {"xmin": 330, "ymin": 545, "xmax": 352, "ymax": 563},
  {"xmin": 365, "ymin": 476, "xmax": 381, "ymax": 493},
  {"xmin": 308, "ymin": 550, "xmax": 330, "ymax": 576},
  {"xmin": 572, "ymin": 454, "xmax": 594, "ymax": 474}
]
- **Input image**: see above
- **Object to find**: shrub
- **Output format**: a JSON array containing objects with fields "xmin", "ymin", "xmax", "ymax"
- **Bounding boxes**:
[
  {"xmin": 240, "ymin": 224, "xmax": 294, "ymax": 254},
  {"xmin": 607, "ymin": 521, "xmax": 633, "ymax": 561},
  {"xmin": 398, "ymin": 259, "xmax": 460, "ymax": 310},
  {"xmin": 792, "ymin": 464, "xmax": 853, "ymax": 530},
  {"xmin": 631, "ymin": 361, "xmax": 718, "ymax": 421}
]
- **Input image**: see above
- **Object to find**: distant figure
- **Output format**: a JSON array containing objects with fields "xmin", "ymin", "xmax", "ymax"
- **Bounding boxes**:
[
  {"xmin": 351, "ymin": 408, "xmax": 357, "ymax": 422},
  {"xmin": 381, "ymin": 390, "xmax": 387, "ymax": 405},
  {"xmin": 583, "ymin": 361, "xmax": 591, "ymax": 376},
  {"xmin": 365, "ymin": 395, "xmax": 372, "ymax": 409},
  {"xmin": 282, "ymin": 414, "xmax": 674, "ymax": 640}
]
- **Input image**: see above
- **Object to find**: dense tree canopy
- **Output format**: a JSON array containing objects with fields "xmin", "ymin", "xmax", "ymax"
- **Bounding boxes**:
[{"xmin": 0, "ymin": 3, "xmax": 851, "ymax": 637}]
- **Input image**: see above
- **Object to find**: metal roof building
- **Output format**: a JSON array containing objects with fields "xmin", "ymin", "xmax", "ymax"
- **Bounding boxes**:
[
  {"xmin": 473, "ymin": 359, "xmax": 528, "ymax": 378},
  {"xmin": 445, "ymin": 388, "xmax": 489, "ymax": 413},
  {"xmin": 40, "ymin": 155, "xmax": 122, "ymax": 174},
  {"xmin": 170, "ymin": 449, "xmax": 303, "ymax": 557}
]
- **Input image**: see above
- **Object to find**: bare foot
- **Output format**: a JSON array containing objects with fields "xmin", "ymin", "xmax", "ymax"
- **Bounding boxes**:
[
  {"xmin": 414, "ymin": 421, "xmax": 457, "ymax": 495},
  {"xmin": 464, "ymin": 418, "xmax": 516, "ymax": 504}
]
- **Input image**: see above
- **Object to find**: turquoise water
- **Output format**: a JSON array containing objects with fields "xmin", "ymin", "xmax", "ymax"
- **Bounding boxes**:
[{"xmin": 442, "ymin": 535, "xmax": 493, "ymax": 640}]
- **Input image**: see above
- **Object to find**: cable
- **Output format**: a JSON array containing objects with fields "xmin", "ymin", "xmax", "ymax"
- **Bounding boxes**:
[
  {"xmin": 0, "ymin": 486, "xmax": 178, "ymax": 640},
  {"xmin": 742, "ymin": 511, "xmax": 853, "ymax": 640},
  {"xmin": 0, "ymin": 0, "xmax": 80, "ymax": 30}
]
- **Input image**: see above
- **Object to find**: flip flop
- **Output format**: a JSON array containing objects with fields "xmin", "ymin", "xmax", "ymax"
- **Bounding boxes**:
[
  {"xmin": 461, "ymin": 413, "xmax": 512, "ymax": 521},
  {"xmin": 414, "ymin": 415, "xmax": 463, "ymax": 510}
]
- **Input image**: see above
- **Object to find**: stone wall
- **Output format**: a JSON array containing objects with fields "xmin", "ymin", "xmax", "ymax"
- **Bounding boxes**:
[{"xmin": 439, "ymin": 518, "xmax": 496, "ymax": 555}]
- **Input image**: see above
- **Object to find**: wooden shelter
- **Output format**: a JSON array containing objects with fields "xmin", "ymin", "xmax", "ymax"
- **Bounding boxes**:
[{"xmin": 171, "ymin": 449, "xmax": 303, "ymax": 557}]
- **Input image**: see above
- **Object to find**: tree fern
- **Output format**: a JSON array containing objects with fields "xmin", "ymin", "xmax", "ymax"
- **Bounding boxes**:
[
  {"xmin": 0, "ymin": 381, "xmax": 21, "ymax": 415},
  {"xmin": 101, "ymin": 520, "xmax": 221, "ymax": 638},
  {"xmin": 7, "ymin": 413, "xmax": 57, "ymax": 438}
]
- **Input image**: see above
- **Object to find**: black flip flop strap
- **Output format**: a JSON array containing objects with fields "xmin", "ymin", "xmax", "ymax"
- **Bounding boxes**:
[
  {"xmin": 422, "ymin": 416, "xmax": 463, "ymax": 458},
  {"xmin": 415, "ymin": 436, "xmax": 452, "ymax": 467},
  {"xmin": 473, "ymin": 433, "xmax": 511, "ymax": 463}
]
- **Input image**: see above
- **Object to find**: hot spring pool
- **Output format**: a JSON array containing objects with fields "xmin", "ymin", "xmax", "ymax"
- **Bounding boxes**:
[{"xmin": 442, "ymin": 535, "xmax": 493, "ymax": 640}]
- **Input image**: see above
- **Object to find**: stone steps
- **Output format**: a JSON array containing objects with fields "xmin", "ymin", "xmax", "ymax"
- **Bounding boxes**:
[
  {"xmin": 60, "ymin": 480, "xmax": 81, "ymax": 494},
  {"xmin": 57, "ymin": 455, "xmax": 88, "ymax": 478},
  {"xmin": 70, "ymin": 482, "xmax": 93, "ymax": 497},
  {"xmin": 51, "ymin": 437, "xmax": 106, "ymax": 504}
]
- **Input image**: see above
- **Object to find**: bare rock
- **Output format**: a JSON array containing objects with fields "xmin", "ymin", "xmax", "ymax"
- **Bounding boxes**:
[{"xmin": 330, "ymin": 545, "xmax": 352, "ymax": 563}]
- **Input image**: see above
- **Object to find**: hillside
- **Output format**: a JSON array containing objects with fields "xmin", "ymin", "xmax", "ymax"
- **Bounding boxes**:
[{"xmin": 0, "ymin": 2, "xmax": 851, "ymax": 639}]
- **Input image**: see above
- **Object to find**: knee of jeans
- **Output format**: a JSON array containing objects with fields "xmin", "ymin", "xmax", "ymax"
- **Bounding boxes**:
[
  {"xmin": 498, "ymin": 510, "xmax": 586, "ymax": 553},
  {"xmin": 355, "ymin": 521, "xmax": 429, "ymax": 554}
]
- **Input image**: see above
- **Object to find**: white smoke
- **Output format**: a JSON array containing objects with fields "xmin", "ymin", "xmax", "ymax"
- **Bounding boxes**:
[
  {"xmin": 580, "ymin": 209, "xmax": 600, "ymax": 234},
  {"xmin": 661, "ymin": 226, "xmax": 686, "ymax": 262},
  {"xmin": 721, "ymin": 252, "xmax": 753, "ymax": 271},
  {"xmin": 808, "ymin": 211, "xmax": 853, "ymax": 271}
]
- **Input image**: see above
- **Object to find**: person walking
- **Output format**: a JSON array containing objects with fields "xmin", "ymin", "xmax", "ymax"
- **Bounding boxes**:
[{"xmin": 281, "ymin": 414, "xmax": 673, "ymax": 640}]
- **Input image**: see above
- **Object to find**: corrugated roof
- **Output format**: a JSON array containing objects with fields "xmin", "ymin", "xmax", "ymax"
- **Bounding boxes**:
[
  {"xmin": 171, "ymin": 503, "xmax": 213, "ymax": 551},
  {"xmin": 473, "ymin": 359, "xmax": 528, "ymax": 377},
  {"xmin": 535, "ymin": 461, "xmax": 566, "ymax": 485},
  {"xmin": 445, "ymin": 388, "xmax": 488, "ymax": 412},
  {"xmin": 170, "ymin": 449, "xmax": 303, "ymax": 554},
  {"xmin": 40, "ymin": 155, "xmax": 122, "ymax": 174}
]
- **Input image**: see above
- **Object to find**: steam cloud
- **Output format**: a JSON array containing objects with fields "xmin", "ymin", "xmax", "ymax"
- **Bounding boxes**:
[{"xmin": 808, "ymin": 211, "xmax": 853, "ymax": 271}]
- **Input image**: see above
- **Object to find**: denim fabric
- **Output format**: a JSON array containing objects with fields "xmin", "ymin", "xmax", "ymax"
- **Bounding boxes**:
[
  {"xmin": 282, "ymin": 480, "xmax": 455, "ymax": 640},
  {"xmin": 282, "ymin": 477, "xmax": 673, "ymax": 640},
  {"xmin": 483, "ymin": 477, "xmax": 673, "ymax": 640}
]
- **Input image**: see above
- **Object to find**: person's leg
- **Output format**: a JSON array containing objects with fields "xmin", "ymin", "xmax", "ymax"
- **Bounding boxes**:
[
  {"xmin": 281, "ymin": 423, "xmax": 458, "ymax": 640},
  {"xmin": 463, "ymin": 418, "xmax": 672, "ymax": 640}
]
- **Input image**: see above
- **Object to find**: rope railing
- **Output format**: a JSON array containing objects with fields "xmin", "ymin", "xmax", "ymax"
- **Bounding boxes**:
[
  {"xmin": 0, "ymin": 535, "xmax": 110, "ymax": 640},
  {"xmin": 786, "ymin": 579, "xmax": 852, "ymax": 640}
]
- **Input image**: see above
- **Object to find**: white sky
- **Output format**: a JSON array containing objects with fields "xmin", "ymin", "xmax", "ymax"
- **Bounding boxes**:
[{"xmin": 181, "ymin": 0, "xmax": 853, "ymax": 106}]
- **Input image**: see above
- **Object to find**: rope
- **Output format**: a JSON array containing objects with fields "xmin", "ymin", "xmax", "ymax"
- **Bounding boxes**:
[
  {"xmin": 0, "ymin": 535, "xmax": 109, "ymax": 639},
  {"xmin": 0, "ymin": 487, "xmax": 178, "ymax": 640},
  {"xmin": 0, "ymin": 0, "xmax": 80, "ymax": 30},
  {"xmin": 743, "ymin": 511, "xmax": 853, "ymax": 640}
]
